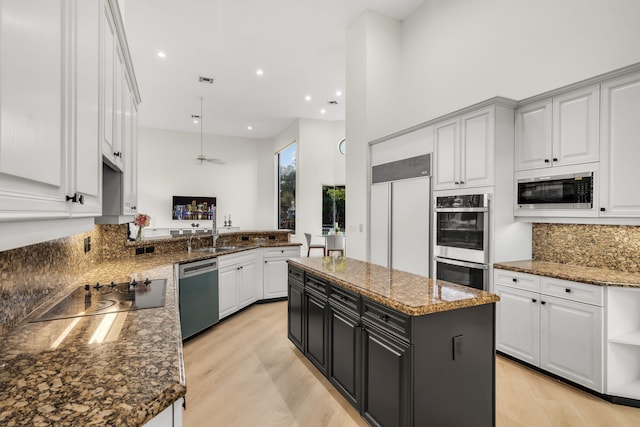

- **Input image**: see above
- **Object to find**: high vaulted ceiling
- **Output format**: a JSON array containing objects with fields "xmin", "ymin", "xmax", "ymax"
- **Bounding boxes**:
[{"xmin": 122, "ymin": 0, "xmax": 424, "ymax": 139}]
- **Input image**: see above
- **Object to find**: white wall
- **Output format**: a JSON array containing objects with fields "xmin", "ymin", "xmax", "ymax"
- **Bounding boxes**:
[
  {"xmin": 346, "ymin": 0, "xmax": 640, "ymax": 260},
  {"xmin": 137, "ymin": 127, "xmax": 270, "ymax": 230},
  {"xmin": 398, "ymin": 0, "xmax": 640, "ymax": 131},
  {"xmin": 345, "ymin": 11, "xmax": 402, "ymax": 260}
]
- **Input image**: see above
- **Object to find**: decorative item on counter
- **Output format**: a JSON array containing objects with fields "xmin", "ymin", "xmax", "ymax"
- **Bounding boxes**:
[
  {"xmin": 134, "ymin": 213, "xmax": 151, "ymax": 241},
  {"xmin": 228, "ymin": 214, "xmax": 232, "ymax": 227},
  {"xmin": 223, "ymin": 215, "xmax": 228, "ymax": 227}
]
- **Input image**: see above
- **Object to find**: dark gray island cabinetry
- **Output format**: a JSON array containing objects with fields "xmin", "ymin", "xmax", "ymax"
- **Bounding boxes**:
[{"xmin": 287, "ymin": 257, "xmax": 500, "ymax": 427}]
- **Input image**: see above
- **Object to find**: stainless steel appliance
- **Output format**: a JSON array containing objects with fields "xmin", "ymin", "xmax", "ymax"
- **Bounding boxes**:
[
  {"xmin": 434, "ymin": 193, "xmax": 490, "ymax": 290},
  {"xmin": 178, "ymin": 258, "xmax": 219, "ymax": 340},
  {"xmin": 28, "ymin": 278, "xmax": 167, "ymax": 322},
  {"xmin": 517, "ymin": 171, "xmax": 593, "ymax": 209}
]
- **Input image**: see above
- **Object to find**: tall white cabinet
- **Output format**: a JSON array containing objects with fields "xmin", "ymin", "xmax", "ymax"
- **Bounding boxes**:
[{"xmin": 599, "ymin": 71, "xmax": 640, "ymax": 217}]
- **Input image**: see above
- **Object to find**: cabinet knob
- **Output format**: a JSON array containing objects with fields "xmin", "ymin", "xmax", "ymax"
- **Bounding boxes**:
[
  {"xmin": 565, "ymin": 288, "xmax": 571, "ymax": 293},
  {"xmin": 600, "ymin": 207, "xmax": 606, "ymax": 212},
  {"xmin": 460, "ymin": 181, "xmax": 465, "ymax": 184},
  {"xmin": 454, "ymin": 181, "xmax": 460, "ymax": 185},
  {"xmin": 512, "ymin": 278, "xmax": 517, "ymax": 282},
  {"xmin": 379, "ymin": 314, "xmax": 389, "ymax": 322},
  {"xmin": 78, "ymin": 195, "xmax": 84, "ymax": 205},
  {"xmin": 531, "ymin": 298, "xmax": 537, "ymax": 303},
  {"xmin": 553, "ymin": 158, "xmax": 558, "ymax": 162},
  {"xmin": 66, "ymin": 193, "xmax": 83, "ymax": 204},
  {"xmin": 540, "ymin": 301, "xmax": 547, "ymax": 305},
  {"xmin": 544, "ymin": 159, "xmax": 550, "ymax": 163}
]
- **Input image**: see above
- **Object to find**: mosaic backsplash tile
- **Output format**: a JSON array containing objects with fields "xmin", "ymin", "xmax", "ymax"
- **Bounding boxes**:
[{"xmin": 533, "ymin": 223, "xmax": 640, "ymax": 273}]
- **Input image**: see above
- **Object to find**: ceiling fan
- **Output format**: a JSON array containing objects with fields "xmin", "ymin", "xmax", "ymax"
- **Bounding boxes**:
[{"xmin": 195, "ymin": 97, "xmax": 225, "ymax": 164}]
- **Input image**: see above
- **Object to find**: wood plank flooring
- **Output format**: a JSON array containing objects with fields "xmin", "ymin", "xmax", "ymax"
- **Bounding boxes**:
[{"xmin": 183, "ymin": 301, "xmax": 640, "ymax": 426}]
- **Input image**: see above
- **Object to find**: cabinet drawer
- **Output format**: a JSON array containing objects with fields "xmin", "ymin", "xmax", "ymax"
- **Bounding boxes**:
[
  {"xmin": 288, "ymin": 266, "xmax": 304, "ymax": 284},
  {"xmin": 540, "ymin": 277, "xmax": 603, "ymax": 307},
  {"xmin": 362, "ymin": 298, "xmax": 411, "ymax": 342},
  {"xmin": 494, "ymin": 269, "xmax": 540, "ymax": 292},
  {"xmin": 306, "ymin": 274, "xmax": 328, "ymax": 296},
  {"xmin": 264, "ymin": 246, "xmax": 300, "ymax": 258},
  {"xmin": 218, "ymin": 251, "xmax": 255, "ymax": 268},
  {"xmin": 328, "ymin": 285, "xmax": 360, "ymax": 316}
]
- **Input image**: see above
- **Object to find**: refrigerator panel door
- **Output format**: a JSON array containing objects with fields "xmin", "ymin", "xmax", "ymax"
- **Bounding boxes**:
[
  {"xmin": 391, "ymin": 178, "xmax": 430, "ymax": 277},
  {"xmin": 370, "ymin": 183, "xmax": 390, "ymax": 268}
]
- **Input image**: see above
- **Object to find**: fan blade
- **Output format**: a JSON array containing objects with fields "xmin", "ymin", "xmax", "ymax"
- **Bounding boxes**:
[{"xmin": 205, "ymin": 158, "xmax": 226, "ymax": 164}]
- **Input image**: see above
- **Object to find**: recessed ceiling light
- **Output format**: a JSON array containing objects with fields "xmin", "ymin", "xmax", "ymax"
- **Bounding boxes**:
[
  {"xmin": 336, "ymin": 90, "xmax": 342, "ymax": 97},
  {"xmin": 320, "ymin": 109, "xmax": 326, "ymax": 114},
  {"xmin": 256, "ymin": 69, "xmax": 264, "ymax": 76},
  {"xmin": 157, "ymin": 51, "xmax": 166, "ymax": 58},
  {"xmin": 305, "ymin": 95, "xmax": 311, "ymax": 101},
  {"xmin": 247, "ymin": 126, "xmax": 253, "ymax": 130}
]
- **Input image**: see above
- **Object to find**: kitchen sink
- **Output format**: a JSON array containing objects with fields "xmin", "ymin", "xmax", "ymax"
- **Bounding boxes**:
[{"xmin": 195, "ymin": 246, "xmax": 243, "ymax": 253}]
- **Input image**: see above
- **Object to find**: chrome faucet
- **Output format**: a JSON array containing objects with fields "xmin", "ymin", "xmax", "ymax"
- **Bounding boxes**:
[{"xmin": 188, "ymin": 233, "xmax": 195, "ymax": 252}]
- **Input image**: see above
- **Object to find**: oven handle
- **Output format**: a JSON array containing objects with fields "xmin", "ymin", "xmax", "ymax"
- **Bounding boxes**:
[
  {"xmin": 434, "ymin": 207, "xmax": 488, "ymax": 213},
  {"xmin": 435, "ymin": 257, "xmax": 489, "ymax": 270}
]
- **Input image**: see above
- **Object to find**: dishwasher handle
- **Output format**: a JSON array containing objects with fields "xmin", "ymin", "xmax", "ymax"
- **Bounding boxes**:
[{"xmin": 179, "ymin": 259, "xmax": 218, "ymax": 279}]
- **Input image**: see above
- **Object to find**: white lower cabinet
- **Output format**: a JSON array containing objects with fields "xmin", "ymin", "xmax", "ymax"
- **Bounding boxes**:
[
  {"xmin": 218, "ymin": 251, "xmax": 257, "ymax": 319},
  {"xmin": 607, "ymin": 287, "xmax": 640, "ymax": 400},
  {"xmin": 540, "ymin": 294, "xmax": 603, "ymax": 392},
  {"xmin": 143, "ymin": 398, "xmax": 183, "ymax": 427},
  {"xmin": 263, "ymin": 246, "xmax": 301, "ymax": 299},
  {"xmin": 494, "ymin": 269, "xmax": 603, "ymax": 392}
]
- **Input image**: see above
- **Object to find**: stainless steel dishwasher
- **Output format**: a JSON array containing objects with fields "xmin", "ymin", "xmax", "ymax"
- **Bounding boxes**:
[{"xmin": 178, "ymin": 258, "xmax": 219, "ymax": 340}]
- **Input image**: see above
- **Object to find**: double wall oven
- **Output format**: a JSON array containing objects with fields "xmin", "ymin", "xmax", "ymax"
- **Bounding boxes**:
[{"xmin": 434, "ymin": 194, "xmax": 490, "ymax": 290}]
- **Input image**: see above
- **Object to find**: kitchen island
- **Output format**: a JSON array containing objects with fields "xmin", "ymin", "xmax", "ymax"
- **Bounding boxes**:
[{"xmin": 287, "ymin": 256, "xmax": 500, "ymax": 427}]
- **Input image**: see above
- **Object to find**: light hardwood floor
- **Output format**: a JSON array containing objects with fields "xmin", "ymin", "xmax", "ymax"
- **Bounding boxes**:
[{"xmin": 183, "ymin": 301, "xmax": 640, "ymax": 426}]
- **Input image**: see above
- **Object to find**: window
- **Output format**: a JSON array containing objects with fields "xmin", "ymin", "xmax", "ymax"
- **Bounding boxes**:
[
  {"xmin": 277, "ymin": 143, "xmax": 296, "ymax": 231},
  {"xmin": 322, "ymin": 185, "xmax": 345, "ymax": 233}
]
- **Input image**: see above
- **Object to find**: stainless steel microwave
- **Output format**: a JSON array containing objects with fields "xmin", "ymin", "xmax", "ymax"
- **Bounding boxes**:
[{"xmin": 517, "ymin": 172, "xmax": 593, "ymax": 209}]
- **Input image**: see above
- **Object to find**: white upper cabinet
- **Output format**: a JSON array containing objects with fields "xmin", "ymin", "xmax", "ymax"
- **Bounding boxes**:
[
  {"xmin": 71, "ymin": 0, "xmax": 102, "ymax": 217},
  {"xmin": 434, "ymin": 105, "xmax": 497, "ymax": 190},
  {"xmin": 101, "ymin": 2, "xmax": 120, "ymax": 170},
  {"xmin": 515, "ymin": 86, "xmax": 599, "ymax": 171},
  {"xmin": 599, "ymin": 71, "xmax": 640, "ymax": 217},
  {"xmin": 0, "ymin": 0, "xmax": 69, "ymax": 220}
]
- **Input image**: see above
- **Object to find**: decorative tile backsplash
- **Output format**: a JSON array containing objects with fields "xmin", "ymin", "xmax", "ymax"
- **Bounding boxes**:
[{"xmin": 533, "ymin": 223, "xmax": 640, "ymax": 273}]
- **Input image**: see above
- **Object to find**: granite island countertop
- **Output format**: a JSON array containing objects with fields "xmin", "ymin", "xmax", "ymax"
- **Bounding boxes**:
[
  {"xmin": 0, "ymin": 242, "xmax": 301, "ymax": 426},
  {"xmin": 288, "ymin": 257, "xmax": 499, "ymax": 316},
  {"xmin": 493, "ymin": 260, "xmax": 640, "ymax": 288}
]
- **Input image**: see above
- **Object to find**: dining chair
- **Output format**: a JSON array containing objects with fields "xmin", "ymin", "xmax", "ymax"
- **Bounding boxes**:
[
  {"xmin": 325, "ymin": 234, "xmax": 345, "ymax": 256},
  {"xmin": 304, "ymin": 233, "xmax": 325, "ymax": 257}
]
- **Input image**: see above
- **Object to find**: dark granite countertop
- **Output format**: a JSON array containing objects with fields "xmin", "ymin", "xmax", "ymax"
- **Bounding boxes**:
[
  {"xmin": 493, "ymin": 260, "xmax": 640, "ymax": 288},
  {"xmin": 0, "ymin": 243, "xmax": 300, "ymax": 426},
  {"xmin": 288, "ymin": 257, "xmax": 499, "ymax": 316}
]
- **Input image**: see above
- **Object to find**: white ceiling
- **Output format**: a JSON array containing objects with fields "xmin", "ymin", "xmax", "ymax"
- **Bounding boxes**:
[{"xmin": 122, "ymin": 0, "xmax": 424, "ymax": 139}]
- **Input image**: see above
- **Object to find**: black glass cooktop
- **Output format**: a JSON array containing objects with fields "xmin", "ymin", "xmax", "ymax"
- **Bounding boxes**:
[{"xmin": 28, "ymin": 279, "xmax": 167, "ymax": 323}]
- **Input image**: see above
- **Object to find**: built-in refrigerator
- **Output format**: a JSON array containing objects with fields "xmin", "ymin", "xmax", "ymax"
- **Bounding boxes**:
[{"xmin": 370, "ymin": 154, "xmax": 431, "ymax": 277}]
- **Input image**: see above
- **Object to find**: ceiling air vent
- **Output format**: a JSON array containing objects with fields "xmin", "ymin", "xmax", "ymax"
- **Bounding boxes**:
[{"xmin": 199, "ymin": 76, "xmax": 214, "ymax": 84}]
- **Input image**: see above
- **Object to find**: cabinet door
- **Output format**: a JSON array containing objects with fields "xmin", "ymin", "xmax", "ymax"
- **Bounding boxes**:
[
  {"xmin": 288, "ymin": 280, "xmax": 304, "ymax": 351},
  {"xmin": 101, "ymin": 2, "xmax": 118, "ymax": 167},
  {"xmin": 237, "ymin": 260, "xmax": 257, "ymax": 309},
  {"xmin": 305, "ymin": 291, "xmax": 328, "ymax": 374},
  {"xmin": 121, "ymin": 74, "xmax": 135, "ymax": 215},
  {"xmin": 552, "ymin": 85, "xmax": 599, "ymax": 167},
  {"xmin": 540, "ymin": 295, "xmax": 603, "ymax": 392},
  {"xmin": 218, "ymin": 266, "xmax": 238, "ymax": 319},
  {"xmin": 515, "ymin": 99, "xmax": 553, "ymax": 171},
  {"xmin": 329, "ymin": 307, "xmax": 360, "ymax": 407},
  {"xmin": 460, "ymin": 106, "xmax": 494, "ymax": 188},
  {"xmin": 361, "ymin": 327, "xmax": 411, "ymax": 427},
  {"xmin": 600, "ymin": 72, "xmax": 640, "ymax": 217},
  {"xmin": 494, "ymin": 284, "xmax": 540, "ymax": 366},
  {"xmin": 433, "ymin": 118, "xmax": 459, "ymax": 190},
  {"xmin": 263, "ymin": 258, "xmax": 288, "ymax": 299},
  {"xmin": 71, "ymin": 0, "xmax": 101, "ymax": 216},
  {"xmin": 0, "ymin": 0, "xmax": 69, "ymax": 220}
]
